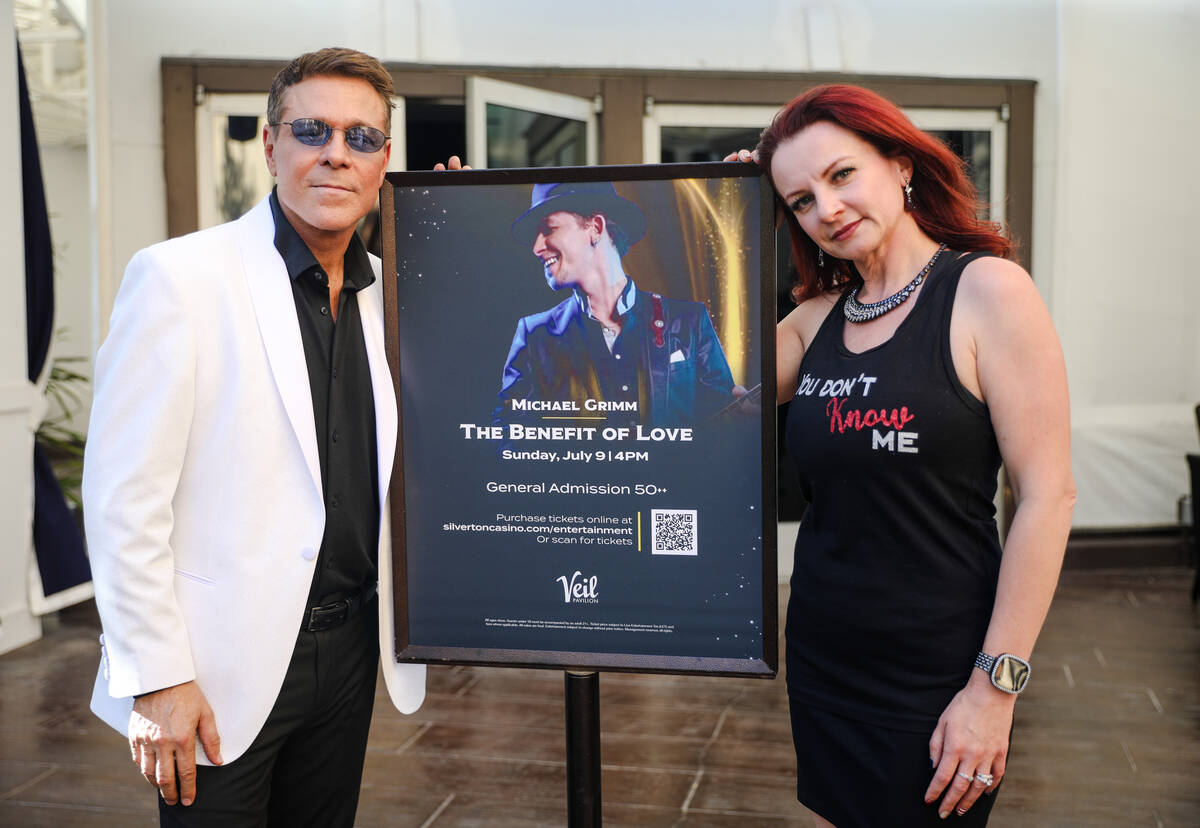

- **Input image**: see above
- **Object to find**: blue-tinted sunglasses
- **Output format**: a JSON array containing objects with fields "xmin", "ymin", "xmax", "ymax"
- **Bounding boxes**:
[{"xmin": 271, "ymin": 118, "xmax": 389, "ymax": 153}]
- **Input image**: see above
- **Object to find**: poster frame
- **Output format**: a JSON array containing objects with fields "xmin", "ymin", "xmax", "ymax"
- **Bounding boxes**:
[{"xmin": 380, "ymin": 162, "xmax": 777, "ymax": 678}]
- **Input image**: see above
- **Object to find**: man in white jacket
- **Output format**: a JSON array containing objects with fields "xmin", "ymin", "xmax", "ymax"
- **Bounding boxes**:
[{"xmin": 84, "ymin": 47, "xmax": 423, "ymax": 827}]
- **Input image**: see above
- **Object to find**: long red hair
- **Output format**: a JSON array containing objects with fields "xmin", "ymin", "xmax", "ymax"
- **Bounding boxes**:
[{"xmin": 757, "ymin": 84, "xmax": 1013, "ymax": 303}]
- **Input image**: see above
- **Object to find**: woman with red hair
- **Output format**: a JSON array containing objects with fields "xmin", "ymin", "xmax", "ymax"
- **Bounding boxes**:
[{"xmin": 741, "ymin": 85, "xmax": 1074, "ymax": 825}]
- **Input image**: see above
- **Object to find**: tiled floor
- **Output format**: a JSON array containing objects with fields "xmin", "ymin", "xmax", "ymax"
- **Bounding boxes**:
[{"xmin": 1, "ymin": 568, "xmax": 1197, "ymax": 826}]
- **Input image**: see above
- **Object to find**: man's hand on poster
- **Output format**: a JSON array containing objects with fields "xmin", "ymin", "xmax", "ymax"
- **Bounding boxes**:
[
  {"xmin": 723, "ymin": 149, "xmax": 759, "ymax": 164},
  {"xmin": 129, "ymin": 680, "xmax": 222, "ymax": 807},
  {"xmin": 433, "ymin": 155, "xmax": 471, "ymax": 171}
]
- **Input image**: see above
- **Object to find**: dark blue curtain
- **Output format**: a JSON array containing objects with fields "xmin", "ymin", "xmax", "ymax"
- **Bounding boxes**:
[{"xmin": 21, "ymin": 41, "xmax": 91, "ymax": 596}]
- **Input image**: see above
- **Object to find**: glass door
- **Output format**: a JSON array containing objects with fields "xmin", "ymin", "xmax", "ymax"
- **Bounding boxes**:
[
  {"xmin": 646, "ymin": 103, "xmax": 1007, "ymax": 220},
  {"xmin": 465, "ymin": 77, "xmax": 597, "ymax": 169},
  {"xmin": 905, "ymin": 107, "xmax": 1007, "ymax": 223},
  {"xmin": 642, "ymin": 103, "xmax": 778, "ymax": 164},
  {"xmin": 195, "ymin": 93, "xmax": 273, "ymax": 229}
]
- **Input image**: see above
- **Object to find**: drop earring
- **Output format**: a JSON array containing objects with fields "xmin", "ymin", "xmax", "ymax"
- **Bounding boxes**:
[
  {"xmin": 903, "ymin": 179, "xmax": 915, "ymax": 211},
  {"xmin": 817, "ymin": 248, "xmax": 825, "ymax": 268}
]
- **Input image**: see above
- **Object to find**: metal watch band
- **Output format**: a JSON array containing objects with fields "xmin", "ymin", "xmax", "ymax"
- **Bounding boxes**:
[{"xmin": 975, "ymin": 650, "xmax": 1031, "ymax": 694}]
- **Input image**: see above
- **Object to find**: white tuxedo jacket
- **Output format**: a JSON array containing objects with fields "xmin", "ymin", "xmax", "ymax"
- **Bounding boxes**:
[{"xmin": 84, "ymin": 196, "xmax": 424, "ymax": 763}]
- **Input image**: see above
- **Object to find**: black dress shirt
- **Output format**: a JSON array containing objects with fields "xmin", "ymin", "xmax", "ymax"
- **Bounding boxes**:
[
  {"xmin": 575, "ymin": 278, "xmax": 643, "ymax": 426},
  {"xmin": 270, "ymin": 191, "xmax": 379, "ymax": 609}
]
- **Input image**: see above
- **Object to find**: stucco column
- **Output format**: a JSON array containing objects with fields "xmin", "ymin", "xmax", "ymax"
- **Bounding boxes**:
[{"xmin": 0, "ymin": 0, "xmax": 43, "ymax": 655}]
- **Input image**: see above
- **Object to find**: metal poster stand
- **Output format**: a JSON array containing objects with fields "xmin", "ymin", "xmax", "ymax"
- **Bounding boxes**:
[
  {"xmin": 565, "ymin": 671, "xmax": 602, "ymax": 826},
  {"xmin": 380, "ymin": 166, "xmax": 778, "ymax": 826}
]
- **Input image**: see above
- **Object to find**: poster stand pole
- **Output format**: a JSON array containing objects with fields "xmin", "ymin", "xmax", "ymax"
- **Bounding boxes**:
[{"xmin": 564, "ymin": 670, "xmax": 602, "ymax": 826}]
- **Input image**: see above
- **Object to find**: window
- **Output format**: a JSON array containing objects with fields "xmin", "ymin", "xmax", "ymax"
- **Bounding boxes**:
[{"xmin": 466, "ymin": 77, "xmax": 597, "ymax": 169}]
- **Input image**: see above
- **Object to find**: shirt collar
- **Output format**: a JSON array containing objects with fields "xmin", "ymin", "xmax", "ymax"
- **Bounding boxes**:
[
  {"xmin": 574, "ymin": 275, "xmax": 637, "ymax": 320},
  {"xmin": 269, "ymin": 188, "xmax": 375, "ymax": 291}
]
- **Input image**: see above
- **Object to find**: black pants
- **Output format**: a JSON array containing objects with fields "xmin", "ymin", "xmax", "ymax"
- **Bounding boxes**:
[{"xmin": 159, "ymin": 596, "xmax": 379, "ymax": 828}]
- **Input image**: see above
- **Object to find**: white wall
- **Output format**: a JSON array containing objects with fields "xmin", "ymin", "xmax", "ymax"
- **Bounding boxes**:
[
  {"xmin": 92, "ymin": 0, "xmax": 411, "ymax": 338},
  {"xmin": 1054, "ymin": 0, "xmax": 1200, "ymax": 526},
  {"xmin": 74, "ymin": 0, "xmax": 1198, "ymax": 529},
  {"xmin": 1, "ymin": 0, "xmax": 42, "ymax": 655},
  {"xmin": 42, "ymin": 145, "xmax": 94, "ymax": 428},
  {"xmin": 92, "ymin": 0, "xmax": 1061, "ymax": 333}
]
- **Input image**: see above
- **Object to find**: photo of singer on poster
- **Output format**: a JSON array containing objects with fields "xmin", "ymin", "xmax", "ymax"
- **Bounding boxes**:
[{"xmin": 382, "ymin": 163, "xmax": 776, "ymax": 676}]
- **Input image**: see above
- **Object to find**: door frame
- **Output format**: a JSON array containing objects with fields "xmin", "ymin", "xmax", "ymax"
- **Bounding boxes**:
[
  {"xmin": 465, "ymin": 75, "xmax": 597, "ymax": 169},
  {"xmin": 163, "ymin": 59, "xmax": 1035, "ymax": 268}
]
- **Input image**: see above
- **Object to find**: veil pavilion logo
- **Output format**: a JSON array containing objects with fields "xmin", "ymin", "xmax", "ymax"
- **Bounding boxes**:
[{"xmin": 556, "ymin": 571, "xmax": 599, "ymax": 604}]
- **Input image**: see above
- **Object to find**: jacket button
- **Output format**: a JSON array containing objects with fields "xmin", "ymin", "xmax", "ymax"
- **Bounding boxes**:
[{"xmin": 301, "ymin": 547, "xmax": 317, "ymax": 561}]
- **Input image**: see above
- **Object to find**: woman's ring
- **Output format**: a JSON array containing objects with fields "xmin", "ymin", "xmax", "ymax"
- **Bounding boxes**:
[
  {"xmin": 956, "ymin": 770, "xmax": 974, "ymax": 782},
  {"xmin": 975, "ymin": 772, "xmax": 995, "ymax": 786}
]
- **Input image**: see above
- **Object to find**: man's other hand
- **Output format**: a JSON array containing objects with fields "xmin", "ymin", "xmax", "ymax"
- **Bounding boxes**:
[
  {"xmin": 129, "ymin": 681, "xmax": 223, "ymax": 806},
  {"xmin": 433, "ymin": 155, "xmax": 471, "ymax": 170}
]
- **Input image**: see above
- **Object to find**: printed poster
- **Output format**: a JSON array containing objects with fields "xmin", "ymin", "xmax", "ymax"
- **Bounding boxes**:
[{"xmin": 383, "ymin": 164, "xmax": 776, "ymax": 676}]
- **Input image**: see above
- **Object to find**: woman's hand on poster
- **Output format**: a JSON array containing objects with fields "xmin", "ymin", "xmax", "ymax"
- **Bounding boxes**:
[
  {"xmin": 433, "ymin": 156, "xmax": 471, "ymax": 171},
  {"xmin": 925, "ymin": 677, "xmax": 1014, "ymax": 818},
  {"xmin": 722, "ymin": 149, "xmax": 758, "ymax": 164},
  {"xmin": 725, "ymin": 147, "xmax": 787, "ymax": 232}
]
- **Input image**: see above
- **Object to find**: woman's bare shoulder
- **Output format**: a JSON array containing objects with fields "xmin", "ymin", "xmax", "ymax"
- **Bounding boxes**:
[
  {"xmin": 780, "ymin": 288, "xmax": 842, "ymax": 349},
  {"xmin": 956, "ymin": 255, "xmax": 1047, "ymax": 331},
  {"xmin": 958, "ymin": 255, "xmax": 1038, "ymax": 303}
]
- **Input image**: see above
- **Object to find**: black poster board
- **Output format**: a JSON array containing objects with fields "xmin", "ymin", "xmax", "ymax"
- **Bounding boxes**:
[{"xmin": 381, "ymin": 163, "xmax": 777, "ymax": 678}]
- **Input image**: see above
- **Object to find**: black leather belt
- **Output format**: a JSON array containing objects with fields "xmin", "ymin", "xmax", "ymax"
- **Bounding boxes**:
[{"xmin": 305, "ymin": 583, "xmax": 377, "ymax": 632}]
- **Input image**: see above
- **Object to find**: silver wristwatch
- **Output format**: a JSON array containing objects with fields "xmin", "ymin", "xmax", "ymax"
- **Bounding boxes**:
[{"xmin": 974, "ymin": 651, "xmax": 1031, "ymax": 694}]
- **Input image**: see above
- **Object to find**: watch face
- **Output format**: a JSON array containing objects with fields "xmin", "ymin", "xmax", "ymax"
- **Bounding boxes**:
[{"xmin": 992, "ymin": 655, "xmax": 1030, "ymax": 693}]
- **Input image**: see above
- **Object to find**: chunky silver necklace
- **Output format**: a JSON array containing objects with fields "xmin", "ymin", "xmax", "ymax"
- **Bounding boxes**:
[{"xmin": 842, "ymin": 243, "xmax": 947, "ymax": 323}]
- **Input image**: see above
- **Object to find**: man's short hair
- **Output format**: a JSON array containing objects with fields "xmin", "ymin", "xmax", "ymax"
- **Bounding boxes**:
[
  {"xmin": 576, "ymin": 213, "xmax": 632, "ymax": 258},
  {"xmin": 267, "ymin": 47, "xmax": 394, "ymax": 128}
]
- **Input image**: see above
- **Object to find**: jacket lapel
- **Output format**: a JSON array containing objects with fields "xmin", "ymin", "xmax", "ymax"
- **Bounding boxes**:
[
  {"xmin": 237, "ymin": 197, "xmax": 323, "ymax": 499},
  {"xmin": 358, "ymin": 268, "xmax": 397, "ymax": 511}
]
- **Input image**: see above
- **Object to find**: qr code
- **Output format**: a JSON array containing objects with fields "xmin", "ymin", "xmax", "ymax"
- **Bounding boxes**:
[{"xmin": 651, "ymin": 509, "xmax": 698, "ymax": 556}]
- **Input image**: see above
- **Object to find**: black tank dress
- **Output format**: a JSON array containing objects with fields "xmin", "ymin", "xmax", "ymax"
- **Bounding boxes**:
[{"xmin": 784, "ymin": 252, "xmax": 1003, "ymax": 826}]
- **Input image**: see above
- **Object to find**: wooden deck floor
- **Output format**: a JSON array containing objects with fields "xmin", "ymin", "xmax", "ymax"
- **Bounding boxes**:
[{"xmin": 2, "ymin": 568, "xmax": 1197, "ymax": 826}]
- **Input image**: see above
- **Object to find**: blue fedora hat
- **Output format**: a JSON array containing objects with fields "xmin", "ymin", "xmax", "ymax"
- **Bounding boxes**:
[{"xmin": 511, "ymin": 181, "xmax": 646, "ymax": 248}]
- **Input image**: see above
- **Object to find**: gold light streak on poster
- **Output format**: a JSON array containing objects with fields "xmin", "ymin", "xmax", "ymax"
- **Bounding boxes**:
[{"xmin": 672, "ymin": 179, "xmax": 751, "ymax": 386}]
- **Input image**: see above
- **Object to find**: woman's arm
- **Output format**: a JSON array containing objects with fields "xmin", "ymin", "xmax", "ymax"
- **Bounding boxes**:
[
  {"xmin": 926, "ymin": 257, "xmax": 1076, "ymax": 818},
  {"xmin": 776, "ymin": 293, "xmax": 839, "ymax": 404},
  {"xmin": 722, "ymin": 145, "xmax": 822, "ymax": 406},
  {"xmin": 777, "ymin": 309, "xmax": 807, "ymax": 403}
]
